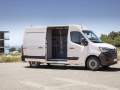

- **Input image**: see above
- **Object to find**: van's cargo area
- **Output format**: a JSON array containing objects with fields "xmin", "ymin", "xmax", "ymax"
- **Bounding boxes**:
[{"xmin": 47, "ymin": 27, "xmax": 68, "ymax": 60}]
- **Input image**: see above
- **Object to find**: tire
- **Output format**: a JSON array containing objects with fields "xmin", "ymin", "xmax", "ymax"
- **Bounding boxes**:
[
  {"xmin": 102, "ymin": 65, "xmax": 109, "ymax": 69},
  {"xmin": 87, "ymin": 57, "xmax": 100, "ymax": 71},
  {"xmin": 29, "ymin": 61, "xmax": 40, "ymax": 68}
]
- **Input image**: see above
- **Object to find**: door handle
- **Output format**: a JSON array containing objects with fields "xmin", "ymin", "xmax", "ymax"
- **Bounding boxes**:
[
  {"xmin": 23, "ymin": 47, "xmax": 26, "ymax": 49},
  {"xmin": 38, "ymin": 47, "xmax": 43, "ymax": 48},
  {"xmin": 70, "ymin": 47, "xmax": 74, "ymax": 49}
]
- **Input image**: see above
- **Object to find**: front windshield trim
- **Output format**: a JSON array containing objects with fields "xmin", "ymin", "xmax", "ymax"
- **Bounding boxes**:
[{"xmin": 82, "ymin": 30, "xmax": 103, "ymax": 43}]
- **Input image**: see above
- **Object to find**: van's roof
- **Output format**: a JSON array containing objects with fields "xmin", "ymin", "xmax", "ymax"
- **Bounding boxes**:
[
  {"xmin": 28, "ymin": 24, "xmax": 86, "ymax": 28},
  {"xmin": 26, "ymin": 24, "xmax": 88, "ymax": 30}
]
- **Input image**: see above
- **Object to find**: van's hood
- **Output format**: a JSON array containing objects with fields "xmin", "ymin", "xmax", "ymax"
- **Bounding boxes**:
[{"xmin": 94, "ymin": 43, "xmax": 116, "ymax": 49}]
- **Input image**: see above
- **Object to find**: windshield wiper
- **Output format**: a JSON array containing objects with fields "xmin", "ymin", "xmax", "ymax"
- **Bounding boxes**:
[{"xmin": 92, "ymin": 40, "xmax": 103, "ymax": 43}]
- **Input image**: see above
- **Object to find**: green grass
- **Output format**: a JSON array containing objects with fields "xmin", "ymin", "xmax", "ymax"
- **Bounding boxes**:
[{"xmin": 0, "ymin": 54, "xmax": 21, "ymax": 63}]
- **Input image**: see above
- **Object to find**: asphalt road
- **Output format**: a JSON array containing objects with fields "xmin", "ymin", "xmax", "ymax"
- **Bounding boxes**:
[{"xmin": 0, "ymin": 62, "xmax": 120, "ymax": 90}]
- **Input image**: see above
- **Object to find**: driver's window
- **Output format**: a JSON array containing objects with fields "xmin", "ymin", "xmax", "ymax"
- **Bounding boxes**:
[{"xmin": 70, "ymin": 31, "xmax": 84, "ymax": 45}]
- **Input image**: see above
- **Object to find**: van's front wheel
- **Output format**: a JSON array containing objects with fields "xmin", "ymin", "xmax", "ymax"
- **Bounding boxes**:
[
  {"xmin": 87, "ymin": 57, "xmax": 100, "ymax": 71},
  {"xmin": 29, "ymin": 61, "xmax": 40, "ymax": 68}
]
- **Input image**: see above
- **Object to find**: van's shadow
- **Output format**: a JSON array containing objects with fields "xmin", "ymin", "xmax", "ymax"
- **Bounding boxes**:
[{"xmin": 24, "ymin": 65, "xmax": 120, "ymax": 72}]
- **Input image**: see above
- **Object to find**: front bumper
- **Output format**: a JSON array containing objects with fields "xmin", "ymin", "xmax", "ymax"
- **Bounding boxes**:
[{"xmin": 99, "ymin": 52, "xmax": 118, "ymax": 66}]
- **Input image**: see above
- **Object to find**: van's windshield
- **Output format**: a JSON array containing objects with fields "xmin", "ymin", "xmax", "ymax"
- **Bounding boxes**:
[{"xmin": 82, "ymin": 30, "xmax": 103, "ymax": 43}]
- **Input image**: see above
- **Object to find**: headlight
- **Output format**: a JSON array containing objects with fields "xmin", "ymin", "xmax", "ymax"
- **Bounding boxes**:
[{"xmin": 99, "ymin": 47, "xmax": 109, "ymax": 52}]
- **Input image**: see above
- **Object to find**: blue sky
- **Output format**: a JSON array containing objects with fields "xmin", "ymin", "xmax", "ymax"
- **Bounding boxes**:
[{"xmin": 0, "ymin": 0, "xmax": 120, "ymax": 46}]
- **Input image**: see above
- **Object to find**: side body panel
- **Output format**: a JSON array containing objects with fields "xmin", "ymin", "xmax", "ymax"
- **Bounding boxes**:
[{"xmin": 23, "ymin": 27, "xmax": 47, "ymax": 59}]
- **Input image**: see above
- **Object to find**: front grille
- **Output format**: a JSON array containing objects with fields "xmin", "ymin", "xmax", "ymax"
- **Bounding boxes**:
[{"xmin": 109, "ymin": 49, "xmax": 117, "ymax": 59}]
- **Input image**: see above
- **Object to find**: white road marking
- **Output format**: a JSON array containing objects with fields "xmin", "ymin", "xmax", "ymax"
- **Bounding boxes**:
[{"xmin": 55, "ymin": 78, "xmax": 119, "ymax": 90}]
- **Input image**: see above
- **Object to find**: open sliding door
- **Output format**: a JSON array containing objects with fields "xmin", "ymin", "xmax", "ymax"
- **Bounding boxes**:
[{"xmin": 47, "ymin": 26, "xmax": 68, "ymax": 60}]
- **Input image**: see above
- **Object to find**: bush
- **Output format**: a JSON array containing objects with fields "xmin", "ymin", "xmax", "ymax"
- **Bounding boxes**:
[
  {"xmin": 117, "ymin": 48, "xmax": 120, "ymax": 60},
  {"xmin": 100, "ymin": 31, "xmax": 120, "ymax": 46},
  {"xmin": 9, "ymin": 47, "xmax": 16, "ymax": 52},
  {"xmin": 0, "ymin": 54, "xmax": 21, "ymax": 63}
]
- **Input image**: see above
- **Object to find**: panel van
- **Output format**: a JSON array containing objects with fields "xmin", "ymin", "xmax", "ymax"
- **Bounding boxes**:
[{"xmin": 22, "ymin": 25, "xmax": 118, "ymax": 70}]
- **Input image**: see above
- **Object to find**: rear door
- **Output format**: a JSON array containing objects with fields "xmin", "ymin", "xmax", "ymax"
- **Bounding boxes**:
[{"xmin": 23, "ymin": 27, "xmax": 47, "ymax": 58}]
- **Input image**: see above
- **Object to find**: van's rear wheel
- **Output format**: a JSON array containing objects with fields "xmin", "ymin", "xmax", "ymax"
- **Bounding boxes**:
[
  {"xmin": 87, "ymin": 57, "xmax": 100, "ymax": 71},
  {"xmin": 29, "ymin": 61, "xmax": 40, "ymax": 68}
]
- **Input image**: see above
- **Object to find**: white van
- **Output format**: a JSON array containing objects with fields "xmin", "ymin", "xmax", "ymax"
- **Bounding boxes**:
[{"xmin": 22, "ymin": 25, "xmax": 118, "ymax": 70}]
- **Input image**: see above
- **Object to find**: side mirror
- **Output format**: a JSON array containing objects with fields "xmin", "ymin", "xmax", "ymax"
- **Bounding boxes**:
[{"xmin": 81, "ymin": 38, "xmax": 88, "ymax": 46}]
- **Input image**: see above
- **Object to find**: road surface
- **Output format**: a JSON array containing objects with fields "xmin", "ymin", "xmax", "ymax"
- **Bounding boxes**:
[{"xmin": 0, "ymin": 62, "xmax": 120, "ymax": 90}]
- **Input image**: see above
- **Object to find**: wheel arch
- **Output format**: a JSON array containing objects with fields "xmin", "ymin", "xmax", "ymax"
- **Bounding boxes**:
[{"xmin": 85, "ymin": 55, "xmax": 101, "ymax": 67}]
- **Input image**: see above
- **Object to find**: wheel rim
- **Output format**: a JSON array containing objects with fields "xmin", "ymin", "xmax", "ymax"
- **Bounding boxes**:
[
  {"xmin": 31, "ymin": 61, "xmax": 38, "ymax": 66},
  {"xmin": 89, "ymin": 59, "xmax": 98, "ymax": 69}
]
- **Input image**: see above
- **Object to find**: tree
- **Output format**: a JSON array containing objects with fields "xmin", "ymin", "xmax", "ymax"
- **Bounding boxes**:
[
  {"xmin": 100, "ymin": 34, "xmax": 113, "ymax": 44},
  {"xmin": 108, "ymin": 31, "xmax": 118, "ymax": 39},
  {"xmin": 113, "ymin": 37, "xmax": 120, "ymax": 45},
  {"xmin": 100, "ymin": 31, "xmax": 120, "ymax": 47},
  {"xmin": 100, "ymin": 34, "xmax": 108, "ymax": 42},
  {"xmin": 9, "ymin": 47, "xmax": 16, "ymax": 52}
]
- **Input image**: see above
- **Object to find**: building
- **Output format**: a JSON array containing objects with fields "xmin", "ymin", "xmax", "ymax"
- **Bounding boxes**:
[{"xmin": 0, "ymin": 31, "xmax": 9, "ymax": 54}]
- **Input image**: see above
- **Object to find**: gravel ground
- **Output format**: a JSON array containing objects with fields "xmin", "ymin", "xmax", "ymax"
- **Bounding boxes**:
[{"xmin": 0, "ymin": 62, "xmax": 120, "ymax": 90}]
